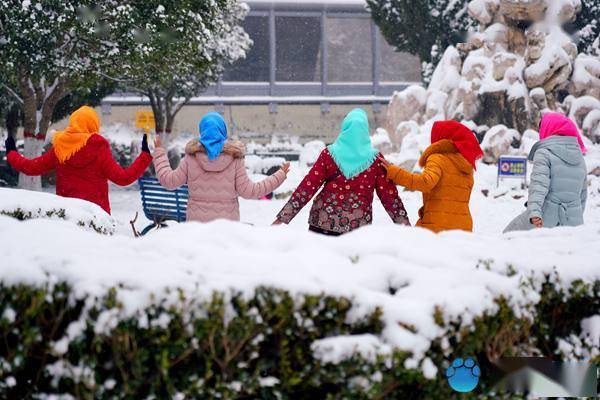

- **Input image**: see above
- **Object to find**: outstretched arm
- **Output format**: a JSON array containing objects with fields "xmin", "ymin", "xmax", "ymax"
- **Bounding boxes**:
[
  {"xmin": 235, "ymin": 158, "xmax": 288, "ymax": 199},
  {"xmin": 386, "ymin": 157, "xmax": 442, "ymax": 193},
  {"xmin": 275, "ymin": 150, "xmax": 329, "ymax": 224},
  {"xmin": 375, "ymin": 160, "xmax": 410, "ymax": 225},
  {"xmin": 103, "ymin": 137, "xmax": 152, "ymax": 186},
  {"xmin": 153, "ymin": 147, "xmax": 188, "ymax": 190},
  {"xmin": 7, "ymin": 148, "xmax": 57, "ymax": 176}
]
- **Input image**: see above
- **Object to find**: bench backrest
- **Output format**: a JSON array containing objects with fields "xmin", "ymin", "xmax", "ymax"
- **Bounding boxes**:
[{"xmin": 138, "ymin": 177, "xmax": 189, "ymax": 223}]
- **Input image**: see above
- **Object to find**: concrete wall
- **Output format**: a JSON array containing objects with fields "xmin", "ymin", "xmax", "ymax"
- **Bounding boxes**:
[{"xmin": 51, "ymin": 103, "xmax": 390, "ymax": 144}]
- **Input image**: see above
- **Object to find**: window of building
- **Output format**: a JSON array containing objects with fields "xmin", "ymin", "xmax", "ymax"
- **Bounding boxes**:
[
  {"xmin": 222, "ymin": 16, "xmax": 270, "ymax": 82},
  {"xmin": 378, "ymin": 32, "xmax": 422, "ymax": 82},
  {"xmin": 275, "ymin": 16, "xmax": 322, "ymax": 82},
  {"xmin": 326, "ymin": 17, "xmax": 372, "ymax": 82}
]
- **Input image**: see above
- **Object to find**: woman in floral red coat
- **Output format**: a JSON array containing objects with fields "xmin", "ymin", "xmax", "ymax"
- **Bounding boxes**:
[{"xmin": 274, "ymin": 108, "xmax": 409, "ymax": 235}]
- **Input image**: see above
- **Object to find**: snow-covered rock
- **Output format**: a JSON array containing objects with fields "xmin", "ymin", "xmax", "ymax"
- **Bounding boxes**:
[
  {"xmin": 299, "ymin": 140, "xmax": 326, "ymax": 167},
  {"xmin": 499, "ymin": 0, "xmax": 546, "ymax": 25},
  {"xmin": 468, "ymin": 0, "xmax": 500, "ymax": 27},
  {"xmin": 480, "ymin": 125, "xmax": 520, "ymax": 163},
  {"xmin": 571, "ymin": 54, "xmax": 600, "ymax": 98},
  {"xmin": 428, "ymin": 46, "xmax": 462, "ymax": 93},
  {"xmin": 371, "ymin": 128, "xmax": 392, "ymax": 153},
  {"xmin": 381, "ymin": 0, "xmax": 596, "ymax": 139},
  {"xmin": 524, "ymin": 28, "xmax": 573, "ymax": 94},
  {"xmin": 386, "ymin": 121, "xmax": 429, "ymax": 170},
  {"xmin": 384, "ymin": 86, "xmax": 427, "ymax": 135},
  {"xmin": 425, "ymin": 90, "xmax": 448, "ymax": 121},
  {"xmin": 519, "ymin": 129, "xmax": 540, "ymax": 155},
  {"xmin": 569, "ymin": 96, "xmax": 600, "ymax": 128},
  {"xmin": 0, "ymin": 188, "xmax": 116, "ymax": 235},
  {"xmin": 582, "ymin": 110, "xmax": 600, "ymax": 143}
]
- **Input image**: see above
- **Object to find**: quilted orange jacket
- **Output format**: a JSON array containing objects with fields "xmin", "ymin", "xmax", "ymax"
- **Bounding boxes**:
[{"xmin": 387, "ymin": 139, "xmax": 475, "ymax": 232}]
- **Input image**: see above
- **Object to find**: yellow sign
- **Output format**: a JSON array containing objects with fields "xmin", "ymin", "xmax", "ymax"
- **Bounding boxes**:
[{"xmin": 135, "ymin": 111, "xmax": 155, "ymax": 132}]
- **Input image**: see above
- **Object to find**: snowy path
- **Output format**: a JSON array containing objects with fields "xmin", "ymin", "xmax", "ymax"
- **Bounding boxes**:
[{"xmin": 109, "ymin": 162, "xmax": 600, "ymax": 237}]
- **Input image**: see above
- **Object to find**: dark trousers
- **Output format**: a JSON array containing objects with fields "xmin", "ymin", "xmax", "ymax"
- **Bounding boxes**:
[{"xmin": 309, "ymin": 225, "xmax": 342, "ymax": 237}]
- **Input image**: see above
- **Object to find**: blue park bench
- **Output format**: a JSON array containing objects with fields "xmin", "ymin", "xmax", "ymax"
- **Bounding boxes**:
[{"xmin": 137, "ymin": 177, "xmax": 188, "ymax": 235}]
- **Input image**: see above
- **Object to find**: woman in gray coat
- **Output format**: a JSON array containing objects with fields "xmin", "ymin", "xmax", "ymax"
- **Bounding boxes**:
[{"xmin": 504, "ymin": 113, "xmax": 588, "ymax": 232}]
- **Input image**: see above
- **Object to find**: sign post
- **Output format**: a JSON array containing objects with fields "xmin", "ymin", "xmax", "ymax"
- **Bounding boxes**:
[
  {"xmin": 497, "ymin": 155, "xmax": 527, "ymax": 188},
  {"xmin": 135, "ymin": 111, "xmax": 155, "ymax": 143}
]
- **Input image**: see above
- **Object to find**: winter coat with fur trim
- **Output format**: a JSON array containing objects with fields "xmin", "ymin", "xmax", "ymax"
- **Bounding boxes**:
[
  {"xmin": 153, "ymin": 140, "xmax": 286, "ymax": 223},
  {"xmin": 386, "ymin": 139, "xmax": 475, "ymax": 232}
]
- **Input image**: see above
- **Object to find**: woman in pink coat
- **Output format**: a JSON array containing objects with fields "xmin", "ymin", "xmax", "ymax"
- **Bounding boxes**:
[{"xmin": 153, "ymin": 112, "xmax": 289, "ymax": 223}]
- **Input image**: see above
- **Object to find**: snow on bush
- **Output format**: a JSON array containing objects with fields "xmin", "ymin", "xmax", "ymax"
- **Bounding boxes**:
[
  {"xmin": 0, "ymin": 189, "xmax": 116, "ymax": 235},
  {"xmin": 0, "ymin": 215, "xmax": 598, "ymax": 397},
  {"xmin": 2, "ymin": 217, "xmax": 599, "ymax": 354},
  {"xmin": 557, "ymin": 315, "xmax": 600, "ymax": 361}
]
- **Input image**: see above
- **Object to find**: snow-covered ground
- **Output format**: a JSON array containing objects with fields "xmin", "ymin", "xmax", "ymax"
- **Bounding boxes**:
[
  {"xmin": 110, "ymin": 160, "xmax": 600, "ymax": 236},
  {"xmin": 1, "ymin": 151, "xmax": 599, "ymax": 376}
]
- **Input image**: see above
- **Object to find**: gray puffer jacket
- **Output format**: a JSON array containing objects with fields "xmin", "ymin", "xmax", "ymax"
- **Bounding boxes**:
[{"xmin": 504, "ymin": 136, "xmax": 587, "ymax": 232}]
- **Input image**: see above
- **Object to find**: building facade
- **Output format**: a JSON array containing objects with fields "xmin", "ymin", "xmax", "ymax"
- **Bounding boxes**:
[{"xmin": 101, "ymin": 0, "xmax": 421, "ymax": 141}]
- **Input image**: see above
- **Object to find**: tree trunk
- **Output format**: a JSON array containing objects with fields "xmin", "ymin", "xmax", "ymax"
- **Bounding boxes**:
[
  {"xmin": 5, "ymin": 103, "xmax": 20, "ymax": 138},
  {"xmin": 165, "ymin": 95, "xmax": 188, "ymax": 136},
  {"xmin": 16, "ymin": 71, "xmax": 68, "ymax": 190},
  {"xmin": 148, "ymin": 90, "xmax": 166, "ymax": 134}
]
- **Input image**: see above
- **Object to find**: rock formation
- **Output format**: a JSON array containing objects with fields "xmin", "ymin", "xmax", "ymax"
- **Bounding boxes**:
[{"xmin": 381, "ymin": 0, "xmax": 600, "ymax": 163}]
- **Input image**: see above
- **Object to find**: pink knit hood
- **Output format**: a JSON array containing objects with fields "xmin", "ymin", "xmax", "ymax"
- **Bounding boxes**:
[{"xmin": 539, "ymin": 112, "xmax": 587, "ymax": 155}]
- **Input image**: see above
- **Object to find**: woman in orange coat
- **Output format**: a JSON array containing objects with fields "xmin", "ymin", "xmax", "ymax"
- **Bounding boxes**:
[{"xmin": 381, "ymin": 120, "xmax": 483, "ymax": 232}]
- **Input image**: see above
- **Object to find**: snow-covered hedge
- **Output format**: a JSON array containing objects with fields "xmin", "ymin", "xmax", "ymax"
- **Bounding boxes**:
[
  {"xmin": 0, "ymin": 217, "xmax": 598, "ymax": 397},
  {"xmin": 0, "ymin": 189, "xmax": 116, "ymax": 235},
  {"xmin": 0, "ymin": 272, "xmax": 597, "ymax": 398}
]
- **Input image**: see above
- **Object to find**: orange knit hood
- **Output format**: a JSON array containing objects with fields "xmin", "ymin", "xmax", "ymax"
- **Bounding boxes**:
[{"xmin": 52, "ymin": 106, "xmax": 100, "ymax": 163}]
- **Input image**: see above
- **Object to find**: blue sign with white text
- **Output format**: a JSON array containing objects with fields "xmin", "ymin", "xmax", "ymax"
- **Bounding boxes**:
[{"xmin": 498, "ymin": 156, "xmax": 527, "ymax": 177}]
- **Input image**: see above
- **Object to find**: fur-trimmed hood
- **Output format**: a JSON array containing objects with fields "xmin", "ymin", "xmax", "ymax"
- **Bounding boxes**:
[
  {"xmin": 185, "ymin": 139, "xmax": 245, "ymax": 159},
  {"xmin": 419, "ymin": 139, "xmax": 473, "ymax": 174}
]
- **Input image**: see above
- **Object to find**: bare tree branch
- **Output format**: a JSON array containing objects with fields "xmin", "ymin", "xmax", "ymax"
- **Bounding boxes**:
[{"xmin": 1, "ymin": 83, "xmax": 23, "ymax": 104}]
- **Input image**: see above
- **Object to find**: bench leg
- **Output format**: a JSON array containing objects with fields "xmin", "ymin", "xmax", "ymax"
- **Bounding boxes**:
[
  {"xmin": 140, "ymin": 222, "xmax": 170, "ymax": 236},
  {"xmin": 140, "ymin": 223, "xmax": 158, "ymax": 236}
]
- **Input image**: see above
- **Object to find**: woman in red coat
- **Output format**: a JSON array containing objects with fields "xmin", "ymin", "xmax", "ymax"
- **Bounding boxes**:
[
  {"xmin": 274, "ymin": 108, "xmax": 410, "ymax": 235},
  {"xmin": 4, "ymin": 106, "xmax": 152, "ymax": 214}
]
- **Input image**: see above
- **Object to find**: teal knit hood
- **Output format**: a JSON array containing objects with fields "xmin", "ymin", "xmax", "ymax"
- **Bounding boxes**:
[{"xmin": 327, "ymin": 108, "xmax": 378, "ymax": 179}]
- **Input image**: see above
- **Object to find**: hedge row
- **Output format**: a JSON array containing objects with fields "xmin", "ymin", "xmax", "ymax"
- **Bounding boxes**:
[
  {"xmin": 0, "ymin": 274, "xmax": 598, "ymax": 399},
  {"xmin": 0, "ymin": 207, "xmax": 114, "ymax": 235}
]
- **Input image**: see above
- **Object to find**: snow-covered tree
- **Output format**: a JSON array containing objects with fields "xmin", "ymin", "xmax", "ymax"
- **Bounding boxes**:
[
  {"xmin": 367, "ymin": 0, "xmax": 474, "ymax": 82},
  {"xmin": 574, "ymin": 0, "xmax": 600, "ymax": 55},
  {"xmin": 110, "ymin": 0, "xmax": 251, "ymax": 135},
  {"xmin": 0, "ymin": 1, "xmax": 121, "ymax": 189},
  {"xmin": 0, "ymin": 73, "xmax": 22, "ymax": 139}
]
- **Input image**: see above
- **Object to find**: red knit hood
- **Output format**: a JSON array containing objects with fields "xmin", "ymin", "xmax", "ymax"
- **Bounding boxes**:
[{"xmin": 431, "ymin": 121, "xmax": 483, "ymax": 170}]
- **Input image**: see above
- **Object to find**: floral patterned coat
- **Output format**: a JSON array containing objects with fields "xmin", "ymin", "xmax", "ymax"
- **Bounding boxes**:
[{"xmin": 277, "ymin": 149, "xmax": 409, "ymax": 233}]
